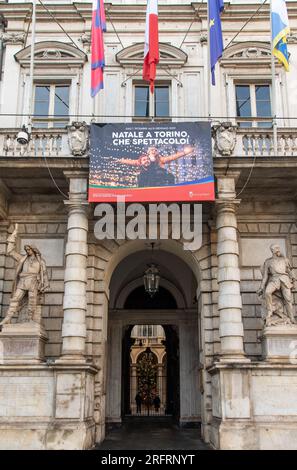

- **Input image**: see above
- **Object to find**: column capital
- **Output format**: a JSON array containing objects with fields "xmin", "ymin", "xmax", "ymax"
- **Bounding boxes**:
[
  {"xmin": 63, "ymin": 170, "xmax": 89, "ymax": 180},
  {"xmin": 215, "ymin": 198, "xmax": 241, "ymax": 216},
  {"xmin": 64, "ymin": 199, "xmax": 89, "ymax": 210}
]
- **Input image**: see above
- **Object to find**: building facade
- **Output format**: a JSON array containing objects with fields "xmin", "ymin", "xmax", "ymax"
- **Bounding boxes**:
[{"xmin": 0, "ymin": 0, "xmax": 297, "ymax": 450}]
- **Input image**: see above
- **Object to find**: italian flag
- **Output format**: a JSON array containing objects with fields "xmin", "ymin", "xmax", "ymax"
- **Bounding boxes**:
[{"xmin": 143, "ymin": 0, "xmax": 159, "ymax": 93}]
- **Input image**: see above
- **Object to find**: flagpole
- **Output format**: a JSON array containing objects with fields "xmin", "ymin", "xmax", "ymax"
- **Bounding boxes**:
[
  {"xmin": 92, "ymin": 91, "xmax": 95, "ymax": 122},
  {"xmin": 152, "ymin": 86, "xmax": 155, "ymax": 122},
  {"xmin": 207, "ymin": 0, "xmax": 211, "ymax": 119},
  {"xmin": 28, "ymin": 0, "xmax": 36, "ymax": 133},
  {"xmin": 270, "ymin": 0, "xmax": 278, "ymax": 156}
]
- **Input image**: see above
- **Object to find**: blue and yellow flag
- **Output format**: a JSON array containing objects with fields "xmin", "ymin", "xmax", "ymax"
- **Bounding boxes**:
[{"xmin": 271, "ymin": 0, "xmax": 290, "ymax": 71}]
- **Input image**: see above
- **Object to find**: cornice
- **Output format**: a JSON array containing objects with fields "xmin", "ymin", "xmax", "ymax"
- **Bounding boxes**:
[
  {"xmin": 195, "ymin": 1, "xmax": 297, "ymax": 20},
  {"xmin": 1, "ymin": 2, "xmax": 297, "ymax": 27},
  {"xmin": 0, "ymin": 3, "xmax": 198, "ymax": 22}
]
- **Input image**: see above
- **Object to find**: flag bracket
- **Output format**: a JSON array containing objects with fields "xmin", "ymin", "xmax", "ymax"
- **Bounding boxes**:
[
  {"xmin": 160, "ymin": 67, "xmax": 183, "ymax": 87},
  {"xmin": 121, "ymin": 68, "xmax": 142, "ymax": 87}
]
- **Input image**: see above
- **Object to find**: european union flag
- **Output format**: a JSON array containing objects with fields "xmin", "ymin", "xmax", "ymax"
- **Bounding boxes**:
[{"xmin": 209, "ymin": 0, "xmax": 224, "ymax": 85}]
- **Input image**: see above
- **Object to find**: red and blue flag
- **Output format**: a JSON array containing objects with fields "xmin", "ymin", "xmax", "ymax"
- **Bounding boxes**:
[{"xmin": 91, "ymin": 0, "xmax": 106, "ymax": 97}]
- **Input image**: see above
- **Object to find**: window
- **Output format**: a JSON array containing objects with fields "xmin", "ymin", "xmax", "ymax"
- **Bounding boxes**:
[
  {"xmin": 33, "ymin": 84, "xmax": 70, "ymax": 128},
  {"xmin": 137, "ymin": 325, "xmax": 155, "ymax": 337},
  {"xmin": 134, "ymin": 85, "xmax": 170, "ymax": 118},
  {"xmin": 235, "ymin": 84, "xmax": 271, "ymax": 128}
]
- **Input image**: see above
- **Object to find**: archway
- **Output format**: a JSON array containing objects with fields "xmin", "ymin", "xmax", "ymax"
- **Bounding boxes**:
[
  {"xmin": 122, "ymin": 319, "xmax": 179, "ymax": 420},
  {"xmin": 105, "ymin": 245, "xmax": 200, "ymax": 428}
]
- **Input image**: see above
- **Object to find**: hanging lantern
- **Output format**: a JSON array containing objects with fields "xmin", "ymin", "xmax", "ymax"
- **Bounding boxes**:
[{"xmin": 143, "ymin": 263, "xmax": 160, "ymax": 297}]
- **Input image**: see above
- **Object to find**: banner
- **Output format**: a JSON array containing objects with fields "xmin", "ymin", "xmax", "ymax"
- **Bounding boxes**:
[{"xmin": 89, "ymin": 122, "xmax": 215, "ymax": 202}]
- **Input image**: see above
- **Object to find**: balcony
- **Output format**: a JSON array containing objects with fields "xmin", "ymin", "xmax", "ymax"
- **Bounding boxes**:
[
  {"xmin": 233, "ymin": 128, "xmax": 297, "ymax": 157},
  {"xmin": 0, "ymin": 128, "xmax": 70, "ymax": 158},
  {"xmin": 1, "ymin": 125, "xmax": 297, "ymax": 159}
]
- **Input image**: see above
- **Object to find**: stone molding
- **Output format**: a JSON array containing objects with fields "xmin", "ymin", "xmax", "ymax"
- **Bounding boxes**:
[
  {"xmin": 288, "ymin": 33, "xmax": 297, "ymax": 44},
  {"xmin": 116, "ymin": 42, "xmax": 188, "ymax": 68},
  {"xmin": 221, "ymin": 41, "xmax": 273, "ymax": 68},
  {"xmin": 14, "ymin": 41, "xmax": 87, "ymax": 68}
]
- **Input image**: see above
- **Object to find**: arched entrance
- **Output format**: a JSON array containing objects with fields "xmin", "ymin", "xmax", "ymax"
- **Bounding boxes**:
[{"xmin": 105, "ymin": 247, "xmax": 201, "ymax": 428}]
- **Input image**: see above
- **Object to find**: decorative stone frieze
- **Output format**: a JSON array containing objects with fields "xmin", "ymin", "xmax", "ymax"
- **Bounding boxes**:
[
  {"xmin": 287, "ymin": 34, "xmax": 297, "ymax": 44},
  {"xmin": 78, "ymin": 33, "xmax": 91, "ymax": 52},
  {"xmin": 0, "ymin": 32, "xmax": 25, "ymax": 45}
]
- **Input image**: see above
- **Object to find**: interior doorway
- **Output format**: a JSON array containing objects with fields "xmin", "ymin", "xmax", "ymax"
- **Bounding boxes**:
[{"xmin": 122, "ymin": 323, "xmax": 180, "ymax": 420}]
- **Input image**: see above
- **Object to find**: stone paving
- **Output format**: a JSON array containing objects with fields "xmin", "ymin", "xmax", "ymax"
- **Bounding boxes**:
[{"xmin": 96, "ymin": 418, "xmax": 211, "ymax": 450}]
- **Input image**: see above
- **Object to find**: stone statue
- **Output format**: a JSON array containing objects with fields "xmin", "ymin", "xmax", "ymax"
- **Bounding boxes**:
[
  {"xmin": 213, "ymin": 122, "xmax": 237, "ymax": 157},
  {"xmin": 257, "ymin": 244, "xmax": 296, "ymax": 326},
  {"xmin": 0, "ymin": 224, "xmax": 50, "ymax": 327},
  {"xmin": 68, "ymin": 121, "xmax": 89, "ymax": 156}
]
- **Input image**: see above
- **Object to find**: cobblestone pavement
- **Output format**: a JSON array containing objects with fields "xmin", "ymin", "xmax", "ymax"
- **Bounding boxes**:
[{"xmin": 96, "ymin": 418, "xmax": 211, "ymax": 450}]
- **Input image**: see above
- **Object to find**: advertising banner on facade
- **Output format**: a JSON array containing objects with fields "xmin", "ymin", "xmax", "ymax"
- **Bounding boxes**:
[{"xmin": 88, "ymin": 122, "xmax": 214, "ymax": 202}]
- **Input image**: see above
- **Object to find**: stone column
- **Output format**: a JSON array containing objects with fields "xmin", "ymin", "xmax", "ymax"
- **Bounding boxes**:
[
  {"xmin": 179, "ymin": 321, "xmax": 200, "ymax": 423},
  {"xmin": 0, "ymin": 223, "xmax": 9, "ymax": 320},
  {"xmin": 157, "ymin": 364, "xmax": 163, "ymax": 412},
  {"xmin": 131, "ymin": 364, "xmax": 137, "ymax": 413},
  {"xmin": 106, "ymin": 320, "xmax": 122, "ymax": 423},
  {"xmin": 216, "ymin": 175, "xmax": 248, "ymax": 362},
  {"xmin": 60, "ymin": 172, "xmax": 89, "ymax": 362}
]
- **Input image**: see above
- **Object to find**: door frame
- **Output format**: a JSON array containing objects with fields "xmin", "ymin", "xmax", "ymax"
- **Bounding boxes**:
[{"xmin": 106, "ymin": 309, "xmax": 201, "ymax": 426}]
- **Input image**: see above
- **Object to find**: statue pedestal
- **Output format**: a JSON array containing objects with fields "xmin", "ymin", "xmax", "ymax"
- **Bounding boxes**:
[
  {"xmin": 261, "ymin": 325, "xmax": 297, "ymax": 362},
  {"xmin": 0, "ymin": 321, "xmax": 48, "ymax": 364}
]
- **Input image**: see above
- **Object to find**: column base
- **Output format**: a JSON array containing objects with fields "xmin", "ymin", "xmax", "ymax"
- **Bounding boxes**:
[
  {"xmin": 218, "ymin": 352, "xmax": 251, "ymax": 363},
  {"xmin": 0, "ymin": 321, "xmax": 48, "ymax": 364},
  {"xmin": 261, "ymin": 325, "xmax": 297, "ymax": 362},
  {"xmin": 55, "ymin": 355, "xmax": 87, "ymax": 365}
]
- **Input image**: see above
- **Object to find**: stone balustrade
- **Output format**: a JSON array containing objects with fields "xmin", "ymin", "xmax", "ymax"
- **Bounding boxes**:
[
  {"xmin": 234, "ymin": 128, "xmax": 297, "ymax": 157},
  {"xmin": 1, "ymin": 125, "xmax": 297, "ymax": 159},
  {"xmin": 0, "ymin": 129, "xmax": 69, "ymax": 158}
]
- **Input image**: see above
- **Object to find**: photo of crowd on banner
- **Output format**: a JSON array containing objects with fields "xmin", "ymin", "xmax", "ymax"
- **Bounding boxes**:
[{"xmin": 89, "ymin": 123, "xmax": 213, "ymax": 193}]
